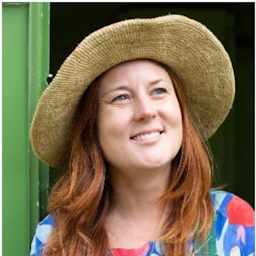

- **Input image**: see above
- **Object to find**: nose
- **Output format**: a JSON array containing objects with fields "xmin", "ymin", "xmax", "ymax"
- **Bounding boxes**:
[{"xmin": 133, "ymin": 96, "xmax": 157, "ymax": 121}]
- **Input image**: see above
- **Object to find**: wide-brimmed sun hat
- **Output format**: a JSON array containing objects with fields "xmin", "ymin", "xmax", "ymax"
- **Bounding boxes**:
[{"xmin": 30, "ymin": 14, "xmax": 235, "ymax": 167}]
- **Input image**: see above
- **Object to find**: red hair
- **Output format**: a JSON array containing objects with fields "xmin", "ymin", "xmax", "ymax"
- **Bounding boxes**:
[{"xmin": 43, "ymin": 60, "xmax": 213, "ymax": 256}]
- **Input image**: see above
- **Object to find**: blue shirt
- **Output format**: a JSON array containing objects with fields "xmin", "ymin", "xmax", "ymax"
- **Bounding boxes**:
[{"xmin": 30, "ymin": 191, "xmax": 255, "ymax": 256}]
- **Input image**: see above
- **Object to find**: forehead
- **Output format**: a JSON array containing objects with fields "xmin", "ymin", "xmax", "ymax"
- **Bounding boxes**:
[{"xmin": 98, "ymin": 59, "xmax": 171, "ymax": 89}]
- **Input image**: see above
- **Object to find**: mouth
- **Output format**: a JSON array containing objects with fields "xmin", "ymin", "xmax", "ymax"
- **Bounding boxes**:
[{"xmin": 131, "ymin": 130, "xmax": 163, "ymax": 141}]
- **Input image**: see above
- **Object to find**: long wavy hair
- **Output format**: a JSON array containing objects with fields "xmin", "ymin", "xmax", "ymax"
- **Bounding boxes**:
[{"xmin": 43, "ymin": 59, "xmax": 214, "ymax": 256}]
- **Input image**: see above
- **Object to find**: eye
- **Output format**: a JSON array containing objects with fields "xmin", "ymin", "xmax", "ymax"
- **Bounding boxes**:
[
  {"xmin": 153, "ymin": 88, "xmax": 167, "ymax": 95},
  {"xmin": 112, "ymin": 94, "xmax": 129, "ymax": 102}
]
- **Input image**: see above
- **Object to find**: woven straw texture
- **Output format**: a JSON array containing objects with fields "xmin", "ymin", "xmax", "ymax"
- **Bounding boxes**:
[{"xmin": 30, "ymin": 15, "xmax": 235, "ymax": 167}]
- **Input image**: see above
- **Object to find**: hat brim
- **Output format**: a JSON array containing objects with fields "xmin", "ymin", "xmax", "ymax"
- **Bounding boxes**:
[{"xmin": 30, "ymin": 14, "xmax": 235, "ymax": 167}]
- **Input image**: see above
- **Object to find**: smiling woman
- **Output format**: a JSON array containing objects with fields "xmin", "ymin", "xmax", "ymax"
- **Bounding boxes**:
[{"xmin": 29, "ymin": 15, "xmax": 254, "ymax": 256}]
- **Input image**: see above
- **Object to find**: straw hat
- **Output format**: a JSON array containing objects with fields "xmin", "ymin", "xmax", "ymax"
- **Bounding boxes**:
[{"xmin": 30, "ymin": 14, "xmax": 235, "ymax": 167}]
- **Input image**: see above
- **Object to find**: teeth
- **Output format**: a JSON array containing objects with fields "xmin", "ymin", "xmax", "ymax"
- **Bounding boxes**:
[{"xmin": 133, "ymin": 132, "xmax": 160, "ymax": 141}]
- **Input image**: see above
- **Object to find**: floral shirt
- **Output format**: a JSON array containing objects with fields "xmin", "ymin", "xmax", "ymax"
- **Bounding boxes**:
[{"xmin": 30, "ymin": 191, "xmax": 255, "ymax": 256}]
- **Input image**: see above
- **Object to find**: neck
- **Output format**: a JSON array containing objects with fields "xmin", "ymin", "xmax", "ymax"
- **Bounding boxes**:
[
  {"xmin": 105, "ymin": 165, "xmax": 172, "ymax": 249},
  {"xmin": 109, "ymin": 164, "xmax": 172, "ymax": 218}
]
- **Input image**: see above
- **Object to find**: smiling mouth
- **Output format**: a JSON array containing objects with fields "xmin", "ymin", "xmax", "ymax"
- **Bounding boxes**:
[{"xmin": 131, "ymin": 131, "xmax": 162, "ymax": 141}]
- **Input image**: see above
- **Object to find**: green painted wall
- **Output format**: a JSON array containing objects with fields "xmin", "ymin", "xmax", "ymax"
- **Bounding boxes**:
[
  {"xmin": 3, "ymin": 3, "xmax": 30, "ymax": 255},
  {"xmin": 2, "ymin": 3, "xmax": 50, "ymax": 255}
]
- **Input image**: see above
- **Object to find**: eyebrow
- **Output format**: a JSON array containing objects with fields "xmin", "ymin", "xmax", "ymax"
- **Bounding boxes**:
[{"xmin": 149, "ymin": 79, "xmax": 164, "ymax": 85}]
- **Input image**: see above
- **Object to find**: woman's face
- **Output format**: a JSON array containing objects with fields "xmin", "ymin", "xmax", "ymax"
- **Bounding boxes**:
[{"xmin": 97, "ymin": 59, "xmax": 183, "ymax": 173}]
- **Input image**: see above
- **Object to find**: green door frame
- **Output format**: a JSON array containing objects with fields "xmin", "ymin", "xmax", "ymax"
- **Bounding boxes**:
[{"xmin": 3, "ymin": 2, "xmax": 50, "ymax": 255}]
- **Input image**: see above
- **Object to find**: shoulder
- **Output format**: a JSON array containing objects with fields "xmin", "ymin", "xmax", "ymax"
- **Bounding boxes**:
[
  {"xmin": 210, "ymin": 190, "xmax": 255, "ymax": 256},
  {"xmin": 30, "ymin": 215, "xmax": 54, "ymax": 256},
  {"xmin": 210, "ymin": 190, "xmax": 254, "ymax": 226}
]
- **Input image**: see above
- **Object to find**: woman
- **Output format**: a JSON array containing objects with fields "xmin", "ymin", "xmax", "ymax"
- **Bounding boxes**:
[{"xmin": 30, "ymin": 15, "xmax": 254, "ymax": 256}]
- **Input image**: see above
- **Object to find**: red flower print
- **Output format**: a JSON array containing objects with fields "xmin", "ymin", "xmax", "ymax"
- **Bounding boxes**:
[{"xmin": 227, "ymin": 196, "xmax": 255, "ymax": 227}]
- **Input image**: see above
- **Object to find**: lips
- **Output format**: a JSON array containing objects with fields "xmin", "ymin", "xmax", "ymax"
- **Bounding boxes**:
[{"xmin": 131, "ymin": 130, "xmax": 163, "ymax": 141}]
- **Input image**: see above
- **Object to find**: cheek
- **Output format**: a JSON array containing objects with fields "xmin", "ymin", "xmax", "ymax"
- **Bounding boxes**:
[
  {"xmin": 96, "ymin": 114, "xmax": 127, "ymax": 167},
  {"xmin": 97, "ymin": 107, "xmax": 127, "ymax": 147},
  {"xmin": 96, "ymin": 107, "xmax": 110, "ymax": 150},
  {"xmin": 97, "ymin": 116, "xmax": 111, "ymax": 149},
  {"xmin": 175, "ymin": 107, "xmax": 184, "ymax": 151},
  {"xmin": 96, "ymin": 119, "xmax": 112, "ymax": 162},
  {"xmin": 164, "ymin": 99, "xmax": 183, "ymax": 127},
  {"xmin": 173, "ymin": 99, "xmax": 183, "ymax": 127},
  {"xmin": 177, "ymin": 110, "xmax": 183, "ymax": 135},
  {"xmin": 166, "ymin": 101, "xmax": 183, "ymax": 145},
  {"xmin": 175, "ymin": 109, "xmax": 183, "ymax": 145}
]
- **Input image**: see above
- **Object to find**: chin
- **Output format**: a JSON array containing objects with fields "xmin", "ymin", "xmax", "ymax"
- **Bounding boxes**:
[
  {"xmin": 143, "ymin": 153, "xmax": 175, "ymax": 164},
  {"xmin": 136, "ymin": 158, "xmax": 172, "ymax": 171}
]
